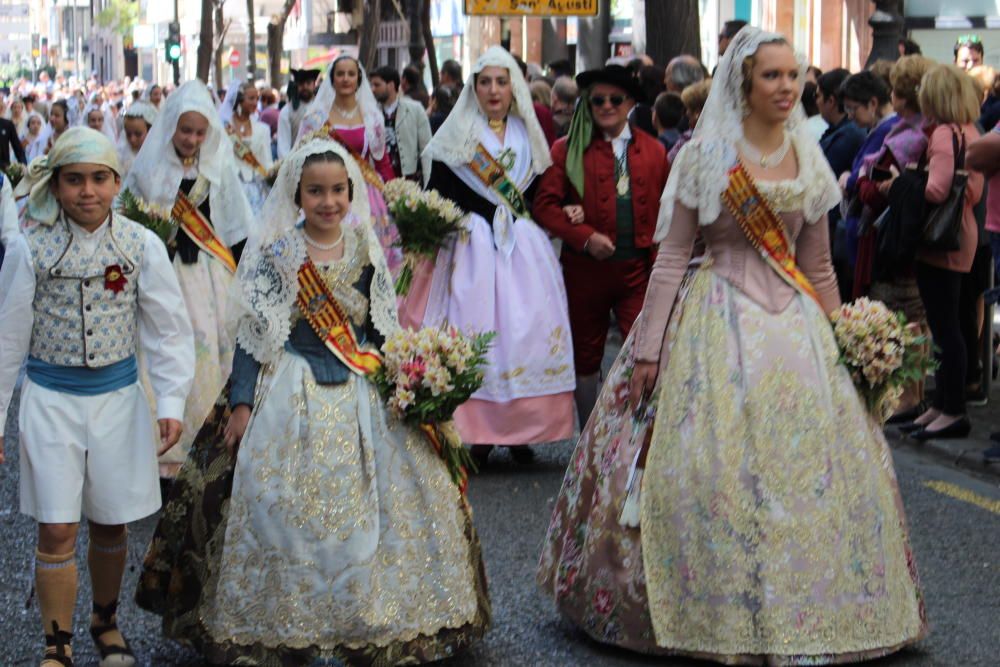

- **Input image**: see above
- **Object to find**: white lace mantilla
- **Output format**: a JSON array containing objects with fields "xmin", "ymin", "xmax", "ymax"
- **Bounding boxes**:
[{"xmin": 653, "ymin": 26, "xmax": 841, "ymax": 243}]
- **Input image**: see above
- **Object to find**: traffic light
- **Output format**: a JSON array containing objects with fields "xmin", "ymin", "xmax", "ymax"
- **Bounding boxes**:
[{"xmin": 165, "ymin": 21, "xmax": 181, "ymax": 64}]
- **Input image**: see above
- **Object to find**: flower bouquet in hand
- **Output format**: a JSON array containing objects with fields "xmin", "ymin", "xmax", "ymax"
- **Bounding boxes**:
[
  {"xmin": 382, "ymin": 178, "xmax": 467, "ymax": 295},
  {"xmin": 4, "ymin": 162, "xmax": 24, "ymax": 189},
  {"xmin": 374, "ymin": 326, "xmax": 496, "ymax": 492},
  {"xmin": 117, "ymin": 188, "xmax": 177, "ymax": 244},
  {"xmin": 831, "ymin": 297, "xmax": 935, "ymax": 423}
]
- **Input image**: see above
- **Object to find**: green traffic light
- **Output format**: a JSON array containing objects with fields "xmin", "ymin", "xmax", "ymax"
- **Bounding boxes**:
[{"xmin": 168, "ymin": 43, "xmax": 181, "ymax": 61}]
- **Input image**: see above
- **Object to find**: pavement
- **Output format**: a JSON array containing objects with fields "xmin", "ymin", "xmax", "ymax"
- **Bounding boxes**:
[
  {"xmin": 886, "ymin": 392, "xmax": 1000, "ymax": 480},
  {"xmin": 2, "ymin": 351, "xmax": 999, "ymax": 665}
]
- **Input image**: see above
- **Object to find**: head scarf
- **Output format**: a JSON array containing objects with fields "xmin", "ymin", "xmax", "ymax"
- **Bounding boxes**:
[
  {"xmin": 123, "ymin": 99, "xmax": 158, "ymax": 127},
  {"xmin": 14, "ymin": 126, "xmax": 121, "ymax": 225},
  {"xmin": 423, "ymin": 46, "xmax": 551, "ymax": 175},
  {"xmin": 299, "ymin": 56, "xmax": 386, "ymax": 159},
  {"xmin": 218, "ymin": 77, "xmax": 242, "ymax": 126},
  {"xmin": 653, "ymin": 26, "xmax": 841, "ymax": 241},
  {"xmin": 229, "ymin": 139, "xmax": 398, "ymax": 364},
  {"xmin": 82, "ymin": 101, "xmax": 117, "ymax": 143},
  {"xmin": 122, "ymin": 79, "xmax": 252, "ymax": 247}
]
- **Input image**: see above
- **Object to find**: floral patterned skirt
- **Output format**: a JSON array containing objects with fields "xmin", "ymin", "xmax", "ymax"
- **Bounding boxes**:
[
  {"xmin": 539, "ymin": 268, "xmax": 927, "ymax": 665},
  {"xmin": 136, "ymin": 362, "xmax": 490, "ymax": 666}
]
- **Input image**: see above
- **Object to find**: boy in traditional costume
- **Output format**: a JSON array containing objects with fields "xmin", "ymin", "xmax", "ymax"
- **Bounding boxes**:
[{"xmin": 0, "ymin": 127, "xmax": 194, "ymax": 667}]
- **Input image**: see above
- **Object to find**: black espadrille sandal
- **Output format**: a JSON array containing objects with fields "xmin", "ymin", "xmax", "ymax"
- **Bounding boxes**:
[{"xmin": 89, "ymin": 601, "xmax": 136, "ymax": 667}]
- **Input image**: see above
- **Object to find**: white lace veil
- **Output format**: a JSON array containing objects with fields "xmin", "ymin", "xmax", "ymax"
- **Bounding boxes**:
[
  {"xmin": 424, "ymin": 46, "xmax": 552, "ymax": 175},
  {"xmin": 122, "ymin": 79, "xmax": 252, "ymax": 246},
  {"xmin": 229, "ymin": 139, "xmax": 400, "ymax": 365},
  {"xmin": 653, "ymin": 26, "xmax": 841, "ymax": 242},
  {"xmin": 298, "ymin": 56, "xmax": 386, "ymax": 159},
  {"xmin": 218, "ymin": 76, "xmax": 241, "ymax": 126}
]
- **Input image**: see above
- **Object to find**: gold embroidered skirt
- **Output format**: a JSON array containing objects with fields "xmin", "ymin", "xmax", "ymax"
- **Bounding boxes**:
[
  {"xmin": 639, "ymin": 269, "xmax": 927, "ymax": 664},
  {"xmin": 136, "ymin": 351, "xmax": 490, "ymax": 666}
]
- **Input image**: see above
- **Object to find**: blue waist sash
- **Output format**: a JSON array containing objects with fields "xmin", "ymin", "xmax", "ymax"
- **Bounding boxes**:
[{"xmin": 26, "ymin": 355, "xmax": 138, "ymax": 396}]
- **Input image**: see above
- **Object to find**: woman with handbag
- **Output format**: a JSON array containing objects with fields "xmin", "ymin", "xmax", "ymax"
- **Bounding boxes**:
[{"xmin": 893, "ymin": 65, "xmax": 985, "ymax": 440}]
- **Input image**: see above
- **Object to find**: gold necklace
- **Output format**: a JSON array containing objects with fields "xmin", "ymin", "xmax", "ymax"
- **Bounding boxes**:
[
  {"xmin": 180, "ymin": 154, "xmax": 197, "ymax": 167},
  {"xmin": 488, "ymin": 117, "xmax": 506, "ymax": 134}
]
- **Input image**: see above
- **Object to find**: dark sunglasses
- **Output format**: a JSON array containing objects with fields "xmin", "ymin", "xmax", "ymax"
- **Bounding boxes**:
[{"xmin": 590, "ymin": 94, "xmax": 627, "ymax": 108}]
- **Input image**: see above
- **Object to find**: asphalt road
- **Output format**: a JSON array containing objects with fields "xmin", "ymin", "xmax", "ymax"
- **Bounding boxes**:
[{"xmin": 2, "ymin": 392, "xmax": 999, "ymax": 666}]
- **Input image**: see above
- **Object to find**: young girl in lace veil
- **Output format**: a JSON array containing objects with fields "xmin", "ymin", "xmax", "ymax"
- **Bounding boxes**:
[
  {"xmin": 135, "ymin": 139, "xmax": 489, "ymax": 666},
  {"xmin": 539, "ymin": 26, "xmax": 927, "ymax": 663},
  {"xmin": 122, "ymin": 79, "xmax": 253, "ymax": 480}
]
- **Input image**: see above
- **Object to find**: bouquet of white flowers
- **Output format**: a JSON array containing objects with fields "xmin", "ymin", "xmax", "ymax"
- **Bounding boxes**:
[
  {"xmin": 831, "ymin": 298, "xmax": 934, "ymax": 423},
  {"xmin": 382, "ymin": 178, "xmax": 466, "ymax": 295},
  {"xmin": 374, "ymin": 326, "xmax": 495, "ymax": 492},
  {"xmin": 117, "ymin": 188, "xmax": 177, "ymax": 244},
  {"xmin": 4, "ymin": 162, "xmax": 24, "ymax": 190}
]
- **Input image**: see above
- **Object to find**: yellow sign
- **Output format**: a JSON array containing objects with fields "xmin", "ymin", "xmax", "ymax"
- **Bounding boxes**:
[{"xmin": 464, "ymin": 0, "xmax": 599, "ymax": 17}]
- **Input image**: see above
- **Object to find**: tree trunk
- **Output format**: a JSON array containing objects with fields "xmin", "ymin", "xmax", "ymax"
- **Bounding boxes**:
[
  {"xmin": 266, "ymin": 0, "xmax": 297, "ymax": 87},
  {"xmin": 197, "ymin": 0, "xmax": 214, "ymax": 83},
  {"xmin": 213, "ymin": 4, "xmax": 225, "ymax": 90},
  {"xmin": 421, "ymin": 0, "xmax": 438, "ymax": 88},
  {"xmin": 246, "ymin": 0, "xmax": 256, "ymax": 79},
  {"xmin": 645, "ymin": 0, "xmax": 700, "ymax": 67},
  {"xmin": 358, "ymin": 0, "xmax": 381, "ymax": 70},
  {"xmin": 407, "ymin": 0, "xmax": 424, "ymax": 66}
]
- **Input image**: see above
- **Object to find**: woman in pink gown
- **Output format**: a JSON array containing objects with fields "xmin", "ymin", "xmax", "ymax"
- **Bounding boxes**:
[
  {"xmin": 296, "ymin": 56, "xmax": 403, "ymax": 274},
  {"xmin": 399, "ymin": 46, "xmax": 576, "ymax": 465}
]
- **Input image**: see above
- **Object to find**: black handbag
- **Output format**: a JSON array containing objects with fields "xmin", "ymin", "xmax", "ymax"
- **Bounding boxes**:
[{"xmin": 921, "ymin": 128, "xmax": 968, "ymax": 251}]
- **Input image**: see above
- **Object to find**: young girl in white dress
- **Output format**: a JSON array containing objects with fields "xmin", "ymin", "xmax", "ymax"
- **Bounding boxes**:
[{"xmin": 136, "ymin": 139, "xmax": 489, "ymax": 666}]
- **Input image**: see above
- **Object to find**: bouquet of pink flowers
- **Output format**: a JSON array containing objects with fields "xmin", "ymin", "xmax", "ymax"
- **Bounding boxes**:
[
  {"xmin": 374, "ymin": 326, "xmax": 495, "ymax": 492},
  {"xmin": 831, "ymin": 297, "xmax": 934, "ymax": 423}
]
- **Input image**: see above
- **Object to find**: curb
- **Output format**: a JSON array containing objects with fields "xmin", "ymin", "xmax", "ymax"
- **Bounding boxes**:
[{"xmin": 890, "ymin": 432, "xmax": 1000, "ymax": 481}]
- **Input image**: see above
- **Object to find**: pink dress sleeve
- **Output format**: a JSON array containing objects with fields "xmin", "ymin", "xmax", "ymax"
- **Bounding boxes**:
[
  {"xmin": 796, "ymin": 212, "xmax": 842, "ymax": 316},
  {"xmin": 633, "ymin": 202, "xmax": 698, "ymax": 363}
]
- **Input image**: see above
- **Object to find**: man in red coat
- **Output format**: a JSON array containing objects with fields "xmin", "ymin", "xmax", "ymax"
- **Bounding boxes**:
[{"xmin": 534, "ymin": 65, "xmax": 670, "ymax": 424}]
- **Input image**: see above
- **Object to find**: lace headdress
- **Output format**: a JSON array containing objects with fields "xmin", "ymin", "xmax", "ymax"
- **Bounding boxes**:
[
  {"xmin": 653, "ymin": 26, "xmax": 841, "ymax": 242},
  {"xmin": 229, "ymin": 139, "xmax": 399, "ymax": 364},
  {"xmin": 423, "ymin": 45, "xmax": 552, "ymax": 175},
  {"xmin": 298, "ymin": 56, "xmax": 387, "ymax": 159},
  {"xmin": 122, "ymin": 79, "xmax": 252, "ymax": 247}
]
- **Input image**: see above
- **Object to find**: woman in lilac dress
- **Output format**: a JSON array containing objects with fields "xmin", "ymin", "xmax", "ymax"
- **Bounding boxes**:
[
  {"xmin": 400, "ymin": 46, "xmax": 576, "ymax": 464},
  {"xmin": 296, "ymin": 56, "xmax": 402, "ymax": 274},
  {"xmin": 539, "ymin": 27, "xmax": 926, "ymax": 663}
]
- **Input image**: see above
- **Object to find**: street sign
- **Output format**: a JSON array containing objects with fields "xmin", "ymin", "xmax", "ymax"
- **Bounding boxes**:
[
  {"xmin": 464, "ymin": 0, "xmax": 598, "ymax": 17},
  {"xmin": 229, "ymin": 49, "xmax": 240, "ymax": 67}
]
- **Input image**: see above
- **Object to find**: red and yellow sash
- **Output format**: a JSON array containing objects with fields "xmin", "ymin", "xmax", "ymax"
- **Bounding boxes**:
[
  {"xmin": 172, "ymin": 190, "xmax": 237, "ymax": 274},
  {"xmin": 721, "ymin": 162, "xmax": 820, "ymax": 306},
  {"xmin": 316, "ymin": 122, "xmax": 385, "ymax": 192},
  {"xmin": 227, "ymin": 128, "xmax": 269, "ymax": 178},
  {"xmin": 296, "ymin": 259, "xmax": 383, "ymax": 376}
]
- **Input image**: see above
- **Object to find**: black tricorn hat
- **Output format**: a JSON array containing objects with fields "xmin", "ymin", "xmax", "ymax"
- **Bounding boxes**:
[
  {"xmin": 576, "ymin": 65, "xmax": 645, "ymax": 103},
  {"xmin": 290, "ymin": 68, "xmax": 321, "ymax": 82}
]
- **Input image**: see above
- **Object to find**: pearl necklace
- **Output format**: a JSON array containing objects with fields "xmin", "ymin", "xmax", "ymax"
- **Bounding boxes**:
[
  {"xmin": 738, "ymin": 133, "xmax": 791, "ymax": 169},
  {"xmin": 303, "ymin": 227, "xmax": 344, "ymax": 251},
  {"xmin": 333, "ymin": 100, "xmax": 359, "ymax": 117}
]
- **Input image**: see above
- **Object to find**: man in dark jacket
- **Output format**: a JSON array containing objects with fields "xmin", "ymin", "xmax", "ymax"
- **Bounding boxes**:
[
  {"xmin": 0, "ymin": 116, "xmax": 26, "ymax": 167},
  {"xmin": 534, "ymin": 65, "xmax": 670, "ymax": 424}
]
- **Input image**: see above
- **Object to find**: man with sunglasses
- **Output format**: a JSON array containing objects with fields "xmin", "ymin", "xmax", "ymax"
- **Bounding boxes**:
[{"xmin": 534, "ymin": 65, "xmax": 670, "ymax": 425}]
